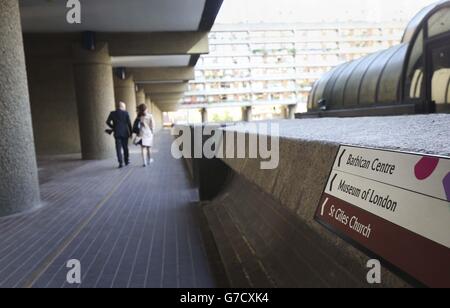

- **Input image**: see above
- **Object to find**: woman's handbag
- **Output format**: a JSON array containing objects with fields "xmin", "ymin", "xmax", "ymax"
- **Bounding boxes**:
[
  {"xmin": 133, "ymin": 136, "xmax": 142, "ymax": 146},
  {"xmin": 132, "ymin": 118, "xmax": 141, "ymax": 135},
  {"xmin": 132, "ymin": 118, "xmax": 142, "ymax": 145}
]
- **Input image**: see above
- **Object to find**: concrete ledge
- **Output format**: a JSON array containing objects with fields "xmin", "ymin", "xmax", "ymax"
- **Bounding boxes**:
[{"xmin": 188, "ymin": 114, "xmax": 450, "ymax": 287}]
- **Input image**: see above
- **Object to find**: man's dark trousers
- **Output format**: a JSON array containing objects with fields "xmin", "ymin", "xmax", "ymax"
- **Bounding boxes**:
[
  {"xmin": 115, "ymin": 137, "xmax": 129, "ymax": 165},
  {"xmin": 106, "ymin": 109, "xmax": 133, "ymax": 166}
]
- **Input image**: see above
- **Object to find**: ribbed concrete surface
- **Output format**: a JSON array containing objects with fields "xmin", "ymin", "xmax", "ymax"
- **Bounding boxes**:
[
  {"xmin": 0, "ymin": 131, "xmax": 224, "ymax": 288},
  {"xmin": 73, "ymin": 43, "xmax": 116, "ymax": 160},
  {"xmin": 25, "ymin": 52, "xmax": 81, "ymax": 156},
  {"xmin": 0, "ymin": 0, "xmax": 41, "ymax": 216},
  {"xmin": 204, "ymin": 174, "xmax": 370, "ymax": 288},
  {"xmin": 114, "ymin": 75, "xmax": 138, "ymax": 120},
  {"xmin": 136, "ymin": 89, "xmax": 146, "ymax": 106}
]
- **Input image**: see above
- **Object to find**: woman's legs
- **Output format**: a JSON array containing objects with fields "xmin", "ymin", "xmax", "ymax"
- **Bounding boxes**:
[
  {"xmin": 141, "ymin": 146, "xmax": 148, "ymax": 167},
  {"xmin": 147, "ymin": 147, "xmax": 152, "ymax": 164},
  {"xmin": 141, "ymin": 146, "xmax": 151, "ymax": 166}
]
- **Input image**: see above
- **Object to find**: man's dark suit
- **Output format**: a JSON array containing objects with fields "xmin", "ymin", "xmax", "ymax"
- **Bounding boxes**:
[{"xmin": 106, "ymin": 109, "xmax": 132, "ymax": 165}]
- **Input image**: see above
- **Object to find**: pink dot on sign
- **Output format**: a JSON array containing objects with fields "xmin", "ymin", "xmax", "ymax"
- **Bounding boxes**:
[
  {"xmin": 414, "ymin": 157, "xmax": 440, "ymax": 180},
  {"xmin": 444, "ymin": 173, "xmax": 450, "ymax": 201}
]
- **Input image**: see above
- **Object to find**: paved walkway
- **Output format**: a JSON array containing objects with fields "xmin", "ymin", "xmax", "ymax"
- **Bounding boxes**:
[{"xmin": 0, "ymin": 130, "xmax": 223, "ymax": 288}]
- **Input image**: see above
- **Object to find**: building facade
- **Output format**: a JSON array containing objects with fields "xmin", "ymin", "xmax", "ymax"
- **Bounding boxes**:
[{"xmin": 179, "ymin": 22, "xmax": 407, "ymax": 122}]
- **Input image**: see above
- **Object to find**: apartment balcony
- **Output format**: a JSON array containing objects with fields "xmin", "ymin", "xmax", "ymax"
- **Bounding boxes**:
[
  {"xmin": 186, "ymin": 86, "xmax": 302, "ymax": 96},
  {"xmin": 196, "ymin": 62, "xmax": 341, "ymax": 70},
  {"xmin": 190, "ymin": 73, "xmax": 323, "ymax": 84},
  {"xmin": 180, "ymin": 98, "xmax": 299, "ymax": 109},
  {"xmin": 208, "ymin": 34, "xmax": 402, "ymax": 46}
]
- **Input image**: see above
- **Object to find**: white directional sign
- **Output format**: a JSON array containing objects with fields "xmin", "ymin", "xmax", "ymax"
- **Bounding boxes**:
[{"xmin": 315, "ymin": 145, "xmax": 450, "ymax": 288}]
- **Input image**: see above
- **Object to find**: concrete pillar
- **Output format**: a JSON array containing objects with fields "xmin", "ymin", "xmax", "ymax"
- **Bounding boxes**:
[
  {"xmin": 201, "ymin": 108, "xmax": 208, "ymax": 123},
  {"xmin": 145, "ymin": 95, "xmax": 152, "ymax": 110},
  {"xmin": 136, "ymin": 88, "xmax": 146, "ymax": 106},
  {"xmin": 24, "ymin": 48, "xmax": 81, "ymax": 156},
  {"xmin": 284, "ymin": 104, "xmax": 297, "ymax": 119},
  {"xmin": 72, "ymin": 42, "xmax": 116, "ymax": 160},
  {"xmin": 152, "ymin": 103, "xmax": 163, "ymax": 131},
  {"xmin": 0, "ymin": 0, "xmax": 41, "ymax": 216},
  {"xmin": 114, "ymin": 75, "xmax": 137, "ymax": 120},
  {"xmin": 242, "ymin": 106, "xmax": 252, "ymax": 122}
]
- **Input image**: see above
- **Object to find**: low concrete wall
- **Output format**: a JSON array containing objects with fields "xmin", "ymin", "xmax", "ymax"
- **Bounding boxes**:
[{"xmin": 184, "ymin": 114, "xmax": 450, "ymax": 288}]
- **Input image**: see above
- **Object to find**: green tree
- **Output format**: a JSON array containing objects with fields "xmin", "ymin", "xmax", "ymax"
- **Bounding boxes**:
[{"xmin": 212, "ymin": 111, "xmax": 234, "ymax": 123}]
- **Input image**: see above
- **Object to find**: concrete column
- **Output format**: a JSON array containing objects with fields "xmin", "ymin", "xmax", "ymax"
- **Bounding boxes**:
[
  {"xmin": 0, "ymin": 0, "xmax": 41, "ymax": 216},
  {"xmin": 114, "ymin": 75, "xmax": 137, "ymax": 120},
  {"xmin": 201, "ymin": 108, "xmax": 208, "ymax": 123},
  {"xmin": 24, "ymin": 49, "xmax": 81, "ymax": 156},
  {"xmin": 72, "ymin": 42, "xmax": 116, "ymax": 160},
  {"xmin": 136, "ymin": 88, "xmax": 146, "ymax": 106},
  {"xmin": 284, "ymin": 104, "xmax": 297, "ymax": 119},
  {"xmin": 242, "ymin": 106, "xmax": 252, "ymax": 122},
  {"xmin": 152, "ymin": 103, "xmax": 163, "ymax": 131},
  {"xmin": 145, "ymin": 95, "xmax": 152, "ymax": 110}
]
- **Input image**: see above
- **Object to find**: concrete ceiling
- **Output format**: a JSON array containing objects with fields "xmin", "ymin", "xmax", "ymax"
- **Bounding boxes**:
[
  {"xmin": 141, "ymin": 82, "xmax": 189, "ymax": 94},
  {"xmin": 20, "ymin": 0, "xmax": 224, "ymax": 113},
  {"xmin": 111, "ymin": 56, "xmax": 191, "ymax": 68},
  {"xmin": 156, "ymin": 104, "xmax": 180, "ymax": 112},
  {"xmin": 20, "ymin": 0, "xmax": 207, "ymax": 32}
]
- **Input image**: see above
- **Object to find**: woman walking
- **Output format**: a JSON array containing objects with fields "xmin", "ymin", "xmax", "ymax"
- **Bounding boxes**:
[{"xmin": 135, "ymin": 104, "xmax": 155, "ymax": 167}]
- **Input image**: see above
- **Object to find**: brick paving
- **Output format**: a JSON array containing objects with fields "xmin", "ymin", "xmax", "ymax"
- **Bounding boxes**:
[{"xmin": 0, "ymin": 130, "xmax": 223, "ymax": 288}]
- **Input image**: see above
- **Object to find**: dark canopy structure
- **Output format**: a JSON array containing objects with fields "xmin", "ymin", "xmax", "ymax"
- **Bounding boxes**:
[{"xmin": 308, "ymin": 0, "xmax": 450, "ymax": 116}]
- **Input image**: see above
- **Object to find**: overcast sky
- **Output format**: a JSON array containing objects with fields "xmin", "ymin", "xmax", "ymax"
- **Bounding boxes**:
[{"xmin": 215, "ymin": 0, "xmax": 439, "ymax": 24}]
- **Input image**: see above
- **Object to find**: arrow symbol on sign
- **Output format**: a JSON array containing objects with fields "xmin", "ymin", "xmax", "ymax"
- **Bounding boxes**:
[
  {"xmin": 320, "ymin": 198, "xmax": 329, "ymax": 216},
  {"xmin": 329, "ymin": 174, "xmax": 337, "ymax": 192},
  {"xmin": 338, "ymin": 149, "xmax": 346, "ymax": 168}
]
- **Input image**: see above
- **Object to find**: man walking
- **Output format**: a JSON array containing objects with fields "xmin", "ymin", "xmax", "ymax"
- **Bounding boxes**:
[{"xmin": 106, "ymin": 102, "xmax": 133, "ymax": 168}]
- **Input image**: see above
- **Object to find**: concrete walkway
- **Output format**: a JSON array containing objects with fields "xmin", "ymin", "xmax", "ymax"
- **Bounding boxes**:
[{"xmin": 0, "ymin": 130, "xmax": 223, "ymax": 288}]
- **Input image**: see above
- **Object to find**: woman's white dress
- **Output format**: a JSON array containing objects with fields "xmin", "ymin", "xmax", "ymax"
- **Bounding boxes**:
[{"xmin": 139, "ymin": 113, "xmax": 154, "ymax": 147}]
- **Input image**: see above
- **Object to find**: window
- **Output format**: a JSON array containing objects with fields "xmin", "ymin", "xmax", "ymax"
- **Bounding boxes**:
[
  {"xmin": 405, "ymin": 30, "xmax": 424, "ymax": 101},
  {"xmin": 430, "ymin": 45, "xmax": 450, "ymax": 105},
  {"xmin": 428, "ymin": 7, "xmax": 450, "ymax": 38}
]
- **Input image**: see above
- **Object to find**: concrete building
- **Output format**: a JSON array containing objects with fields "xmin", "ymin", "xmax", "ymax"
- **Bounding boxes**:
[{"xmin": 178, "ymin": 21, "xmax": 406, "ymax": 122}]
